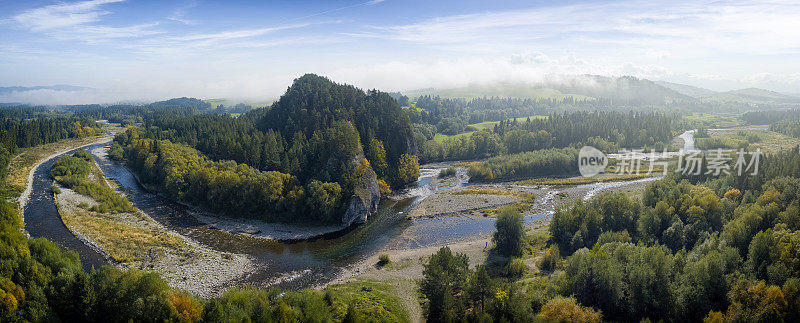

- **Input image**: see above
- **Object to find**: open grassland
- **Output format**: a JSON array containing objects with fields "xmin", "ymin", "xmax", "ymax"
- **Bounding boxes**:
[
  {"xmin": 469, "ymin": 115, "xmax": 548, "ymax": 131},
  {"xmin": 323, "ymin": 279, "xmax": 411, "ymax": 323},
  {"xmin": 451, "ymin": 188, "xmax": 537, "ymax": 216},
  {"xmin": 451, "ymin": 187, "xmax": 535, "ymax": 199},
  {"xmin": 517, "ymin": 172, "xmax": 656, "ymax": 186},
  {"xmin": 57, "ymin": 202, "xmax": 185, "ymax": 264},
  {"xmin": 707, "ymin": 128, "xmax": 799, "ymax": 153},
  {"xmin": 204, "ymin": 98, "xmax": 273, "ymax": 109},
  {"xmin": 684, "ymin": 112, "xmax": 744, "ymax": 128},
  {"xmin": 433, "ymin": 115, "xmax": 548, "ymax": 143},
  {"xmin": 409, "ymin": 191, "xmax": 523, "ymax": 218}
]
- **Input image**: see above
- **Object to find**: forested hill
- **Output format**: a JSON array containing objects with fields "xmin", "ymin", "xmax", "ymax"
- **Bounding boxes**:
[
  {"xmin": 255, "ymin": 74, "xmax": 418, "ymax": 180},
  {"xmin": 114, "ymin": 74, "xmax": 420, "ymax": 224}
]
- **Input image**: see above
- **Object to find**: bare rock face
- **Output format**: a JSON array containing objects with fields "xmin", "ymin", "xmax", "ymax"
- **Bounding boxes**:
[
  {"xmin": 342, "ymin": 162, "xmax": 380, "ymax": 226},
  {"xmin": 406, "ymin": 136, "xmax": 419, "ymax": 156}
]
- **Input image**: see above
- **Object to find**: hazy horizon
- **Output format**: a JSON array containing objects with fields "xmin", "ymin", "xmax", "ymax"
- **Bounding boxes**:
[{"xmin": 2, "ymin": 0, "xmax": 799, "ymax": 104}]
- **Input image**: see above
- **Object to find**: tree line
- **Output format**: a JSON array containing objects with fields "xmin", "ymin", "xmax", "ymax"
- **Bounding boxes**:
[
  {"xmin": 0, "ymin": 107, "xmax": 99, "ymax": 180},
  {"xmin": 408, "ymin": 95, "xmax": 602, "ymax": 135},
  {"xmin": 468, "ymin": 147, "xmax": 579, "ymax": 181},
  {"xmin": 418, "ymin": 111, "xmax": 677, "ymax": 163}
]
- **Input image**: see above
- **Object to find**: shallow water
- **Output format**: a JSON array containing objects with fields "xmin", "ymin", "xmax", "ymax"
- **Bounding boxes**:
[
  {"xmin": 678, "ymin": 129, "xmax": 697, "ymax": 152},
  {"xmin": 23, "ymin": 142, "xmax": 111, "ymax": 271}
]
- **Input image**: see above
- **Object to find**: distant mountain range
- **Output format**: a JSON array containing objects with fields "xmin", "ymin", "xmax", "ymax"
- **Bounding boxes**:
[
  {"xmin": 408, "ymin": 75, "xmax": 691, "ymax": 104},
  {"xmin": 406, "ymin": 75, "xmax": 799, "ymax": 105},
  {"xmin": 655, "ymin": 82, "xmax": 800, "ymax": 104},
  {"xmin": 0, "ymin": 85, "xmax": 91, "ymax": 95}
]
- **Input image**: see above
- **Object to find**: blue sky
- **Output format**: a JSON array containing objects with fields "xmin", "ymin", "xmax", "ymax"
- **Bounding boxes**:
[{"xmin": 1, "ymin": 0, "xmax": 799, "ymax": 104}]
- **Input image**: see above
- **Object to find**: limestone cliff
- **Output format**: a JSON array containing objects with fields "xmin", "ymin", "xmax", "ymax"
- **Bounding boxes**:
[{"xmin": 341, "ymin": 160, "xmax": 380, "ymax": 226}]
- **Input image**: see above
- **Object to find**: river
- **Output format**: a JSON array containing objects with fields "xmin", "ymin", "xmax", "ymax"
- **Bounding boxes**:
[
  {"xmin": 23, "ymin": 130, "xmax": 695, "ymax": 289},
  {"xmin": 24, "ymin": 143, "xmax": 534, "ymax": 289}
]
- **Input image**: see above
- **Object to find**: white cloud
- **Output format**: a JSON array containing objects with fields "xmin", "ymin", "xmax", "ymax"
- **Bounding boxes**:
[
  {"xmin": 172, "ymin": 23, "xmax": 316, "ymax": 42},
  {"xmin": 645, "ymin": 50, "xmax": 670, "ymax": 60},
  {"xmin": 324, "ymin": 54, "xmax": 673, "ymax": 93},
  {"xmin": 13, "ymin": 0, "xmax": 124, "ymax": 31},
  {"xmin": 359, "ymin": 0, "xmax": 800, "ymax": 55},
  {"xmin": 11, "ymin": 0, "xmax": 160, "ymax": 42}
]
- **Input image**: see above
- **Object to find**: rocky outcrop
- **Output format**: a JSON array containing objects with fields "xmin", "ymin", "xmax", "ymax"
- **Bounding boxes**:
[
  {"xmin": 342, "ymin": 161, "xmax": 380, "ymax": 226},
  {"xmin": 406, "ymin": 135, "xmax": 419, "ymax": 156}
]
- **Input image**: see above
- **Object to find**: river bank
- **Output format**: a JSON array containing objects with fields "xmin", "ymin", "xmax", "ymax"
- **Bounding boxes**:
[{"xmin": 51, "ymin": 146, "xmax": 255, "ymax": 298}]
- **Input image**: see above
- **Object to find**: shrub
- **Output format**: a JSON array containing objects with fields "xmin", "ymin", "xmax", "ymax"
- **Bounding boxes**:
[
  {"xmin": 378, "ymin": 179, "xmax": 392, "ymax": 196},
  {"xmin": 507, "ymin": 258, "xmax": 527, "ymax": 278},
  {"xmin": 724, "ymin": 188, "xmax": 742, "ymax": 200},
  {"xmin": 537, "ymin": 296, "xmax": 602, "ymax": 323},
  {"xmin": 438, "ymin": 166, "xmax": 456, "ymax": 178},
  {"xmin": 51, "ymin": 185, "xmax": 61, "ymax": 194},
  {"xmin": 378, "ymin": 254, "xmax": 390, "ymax": 267},
  {"xmin": 538, "ymin": 245, "xmax": 560, "ymax": 272}
]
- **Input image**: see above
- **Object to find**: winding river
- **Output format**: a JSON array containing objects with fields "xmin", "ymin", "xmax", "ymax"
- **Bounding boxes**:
[
  {"xmin": 23, "ymin": 141, "xmax": 112, "ymax": 271},
  {"xmin": 23, "ymin": 129, "xmax": 696, "ymax": 289},
  {"xmin": 24, "ymin": 142, "xmax": 532, "ymax": 289}
]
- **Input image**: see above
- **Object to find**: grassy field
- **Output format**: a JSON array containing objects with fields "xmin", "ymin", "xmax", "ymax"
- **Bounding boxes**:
[
  {"xmin": 517, "ymin": 172, "xmax": 656, "ymax": 186},
  {"xmin": 58, "ymin": 206, "xmax": 186, "ymax": 264},
  {"xmin": 203, "ymin": 98, "xmax": 273, "ymax": 109},
  {"xmin": 707, "ymin": 128, "xmax": 799, "ymax": 153},
  {"xmin": 683, "ymin": 112, "xmax": 745, "ymax": 128},
  {"xmin": 433, "ymin": 115, "xmax": 548, "ymax": 143},
  {"xmin": 323, "ymin": 279, "xmax": 411, "ymax": 322},
  {"xmin": 451, "ymin": 188, "xmax": 535, "ymax": 199}
]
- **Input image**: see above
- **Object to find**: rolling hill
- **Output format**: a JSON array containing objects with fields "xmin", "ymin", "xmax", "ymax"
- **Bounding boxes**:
[
  {"xmin": 656, "ymin": 81, "xmax": 800, "ymax": 104},
  {"xmin": 406, "ymin": 75, "xmax": 693, "ymax": 104}
]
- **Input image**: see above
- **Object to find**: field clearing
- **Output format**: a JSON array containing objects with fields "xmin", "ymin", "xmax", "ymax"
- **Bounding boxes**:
[
  {"xmin": 469, "ymin": 115, "xmax": 548, "ymax": 131},
  {"xmin": 433, "ymin": 115, "xmax": 548, "ymax": 143},
  {"xmin": 433, "ymin": 131, "xmax": 473, "ymax": 143},
  {"xmin": 323, "ymin": 279, "xmax": 411, "ymax": 322},
  {"xmin": 683, "ymin": 112, "xmax": 744, "ymax": 128},
  {"xmin": 203, "ymin": 98, "xmax": 272, "ymax": 109},
  {"xmin": 517, "ymin": 172, "xmax": 656, "ymax": 186},
  {"xmin": 707, "ymin": 128, "xmax": 799, "ymax": 153}
]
